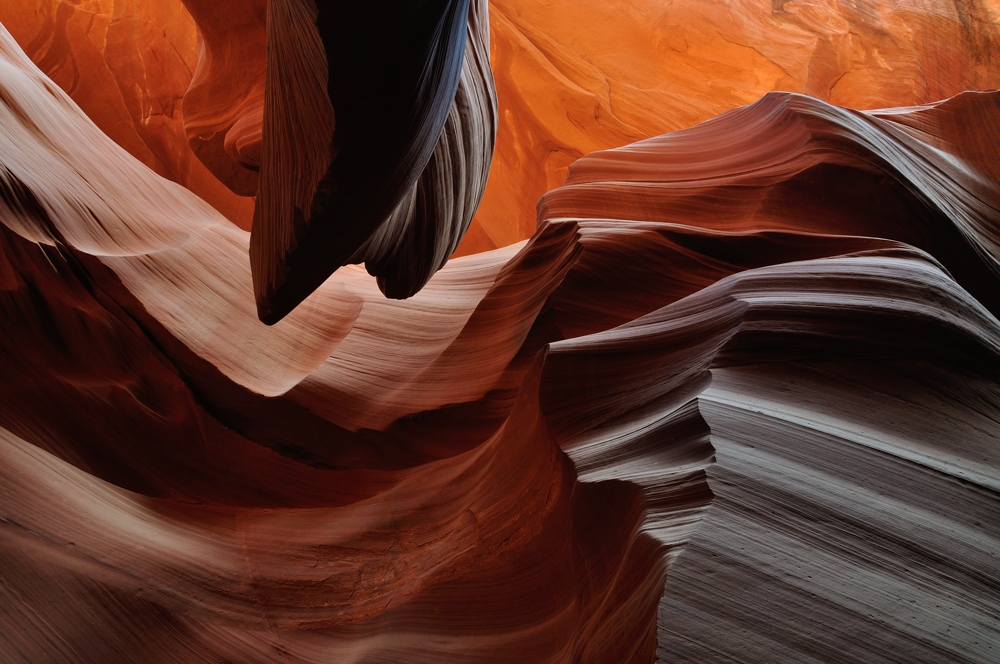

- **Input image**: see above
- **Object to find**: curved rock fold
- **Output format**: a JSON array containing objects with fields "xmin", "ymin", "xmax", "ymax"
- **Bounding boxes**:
[
  {"xmin": 251, "ymin": 0, "xmax": 498, "ymax": 323},
  {"xmin": 0, "ymin": 5, "xmax": 999, "ymax": 663}
]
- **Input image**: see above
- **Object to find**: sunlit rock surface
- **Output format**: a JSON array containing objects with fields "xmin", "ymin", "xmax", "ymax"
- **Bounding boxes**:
[
  {"xmin": 8, "ymin": 0, "xmax": 999, "ymax": 257},
  {"xmin": 0, "ymin": 22, "xmax": 704, "ymax": 661},
  {"xmin": 0, "ymin": 0, "xmax": 256, "ymax": 229},
  {"xmin": 0, "ymin": 1, "xmax": 999, "ymax": 663},
  {"xmin": 462, "ymin": 0, "xmax": 1000, "ymax": 254},
  {"xmin": 178, "ymin": 0, "xmax": 267, "ymax": 196}
]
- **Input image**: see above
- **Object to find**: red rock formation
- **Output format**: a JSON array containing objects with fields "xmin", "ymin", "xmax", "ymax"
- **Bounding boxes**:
[
  {"xmin": 1, "ymin": 3, "xmax": 1000, "ymax": 664},
  {"xmin": 178, "ymin": 0, "xmax": 267, "ymax": 196},
  {"xmin": 461, "ymin": 0, "xmax": 1000, "ymax": 254},
  {"xmin": 0, "ymin": 24, "xmax": 706, "ymax": 661},
  {"xmin": 0, "ymin": 0, "xmax": 256, "ymax": 229},
  {"xmin": 535, "ymin": 90, "xmax": 1000, "ymax": 662},
  {"xmin": 11, "ymin": 0, "xmax": 996, "ymax": 262}
]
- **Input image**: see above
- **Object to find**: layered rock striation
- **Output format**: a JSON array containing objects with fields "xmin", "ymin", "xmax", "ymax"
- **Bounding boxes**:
[
  {"xmin": 251, "ymin": 0, "xmax": 498, "ymax": 322},
  {"xmin": 0, "ymin": 0, "xmax": 257, "ymax": 229},
  {"xmin": 0, "ymin": 2, "xmax": 999, "ymax": 664},
  {"xmin": 466, "ymin": 0, "xmax": 1000, "ymax": 254}
]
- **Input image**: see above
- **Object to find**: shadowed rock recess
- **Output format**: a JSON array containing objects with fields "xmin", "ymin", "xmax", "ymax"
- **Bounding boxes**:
[{"xmin": 0, "ymin": 2, "xmax": 998, "ymax": 663}]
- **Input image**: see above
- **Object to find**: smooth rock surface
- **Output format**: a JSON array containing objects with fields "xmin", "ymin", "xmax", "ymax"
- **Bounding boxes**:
[
  {"xmin": 0, "ymin": 0, "xmax": 256, "ymax": 229},
  {"xmin": 460, "ymin": 0, "xmax": 1000, "ymax": 254}
]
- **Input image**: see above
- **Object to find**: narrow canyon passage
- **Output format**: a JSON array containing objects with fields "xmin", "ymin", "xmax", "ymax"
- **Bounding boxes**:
[{"xmin": 0, "ymin": 1, "xmax": 998, "ymax": 662}]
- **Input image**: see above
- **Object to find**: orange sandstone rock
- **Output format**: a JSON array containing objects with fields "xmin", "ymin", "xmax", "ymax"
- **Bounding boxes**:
[
  {"xmin": 457, "ymin": 0, "xmax": 1000, "ymax": 255},
  {"xmin": 179, "ymin": 0, "xmax": 267, "ymax": 196},
  {"xmin": 0, "ymin": 0, "xmax": 255, "ymax": 229},
  {"xmin": 3, "ymin": 8, "xmax": 1000, "ymax": 659}
]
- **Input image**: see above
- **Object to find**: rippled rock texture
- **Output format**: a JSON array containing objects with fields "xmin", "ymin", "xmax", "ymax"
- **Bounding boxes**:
[
  {"xmin": 251, "ymin": 0, "xmax": 498, "ymax": 322},
  {"xmin": 539, "ymin": 90, "xmax": 1000, "ymax": 662},
  {"xmin": 9, "ymin": 0, "xmax": 999, "ymax": 258},
  {"xmin": 466, "ymin": 0, "xmax": 1000, "ymax": 253},
  {"xmin": 0, "ymin": 0, "xmax": 257, "ymax": 229},
  {"xmin": 1, "ymin": 1, "xmax": 1000, "ymax": 663}
]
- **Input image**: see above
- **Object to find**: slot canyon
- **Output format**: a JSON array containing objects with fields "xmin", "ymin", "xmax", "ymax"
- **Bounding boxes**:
[{"xmin": 0, "ymin": 0, "xmax": 999, "ymax": 662}]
